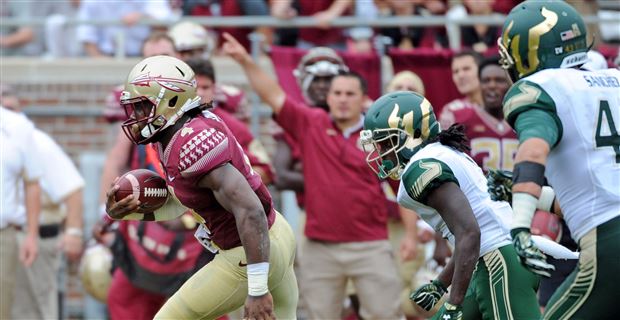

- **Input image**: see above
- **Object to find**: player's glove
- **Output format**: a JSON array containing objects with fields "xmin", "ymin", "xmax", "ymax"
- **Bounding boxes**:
[
  {"xmin": 436, "ymin": 302, "xmax": 463, "ymax": 320},
  {"xmin": 410, "ymin": 279, "xmax": 447, "ymax": 311},
  {"xmin": 486, "ymin": 169, "xmax": 513, "ymax": 203},
  {"xmin": 511, "ymin": 228, "xmax": 555, "ymax": 278}
]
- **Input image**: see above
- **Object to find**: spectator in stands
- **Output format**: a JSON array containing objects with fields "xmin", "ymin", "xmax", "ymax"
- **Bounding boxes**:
[
  {"xmin": 189, "ymin": 0, "xmax": 271, "ymax": 52},
  {"xmin": 0, "ymin": 104, "xmax": 41, "ymax": 319},
  {"xmin": 2, "ymin": 88, "xmax": 85, "ymax": 320},
  {"xmin": 76, "ymin": 0, "xmax": 173, "ymax": 57},
  {"xmin": 3, "ymin": 0, "xmax": 81, "ymax": 57},
  {"xmin": 385, "ymin": 70, "xmax": 426, "ymax": 95},
  {"xmin": 440, "ymin": 56, "xmax": 516, "ymax": 172},
  {"xmin": 439, "ymin": 50, "xmax": 483, "ymax": 129},
  {"xmin": 168, "ymin": 21, "xmax": 252, "ymax": 123},
  {"xmin": 224, "ymin": 32, "xmax": 407, "ymax": 319},
  {"xmin": 460, "ymin": 0, "xmax": 502, "ymax": 53},
  {"xmin": 271, "ymin": 0, "xmax": 352, "ymax": 49},
  {"xmin": 272, "ymin": 47, "xmax": 348, "ymax": 206},
  {"xmin": 270, "ymin": 50, "xmax": 349, "ymax": 318},
  {"xmin": 346, "ymin": 0, "xmax": 377, "ymax": 54},
  {"xmin": 492, "ymin": 0, "xmax": 522, "ymax": 14},
  {"xmin": 168, "ymin": 21, "xmax": 216, "ymax": 61},
  {"xmin": 376, "ymin": 0, "xmax": 449, "ymax": 50},
  {"xmin": 568, "ymin": 0, "xmax": 602, "ymax": 45},
  {"xmin": 42, "ymin": 0, "xmax": 82, "ymax": 58},
  {"xmin": 0, "ymin": 1, "xmax": 36, "ymax": 56}
]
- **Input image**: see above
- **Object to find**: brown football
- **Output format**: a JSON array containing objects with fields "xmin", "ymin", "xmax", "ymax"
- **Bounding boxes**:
[
  {"xmin": 531, "ymin": 210, "xmax": 562, "ymax": 242},
  {"xmin": 115, "ymin": 169, "xmax": 168, "ymax": 213}
]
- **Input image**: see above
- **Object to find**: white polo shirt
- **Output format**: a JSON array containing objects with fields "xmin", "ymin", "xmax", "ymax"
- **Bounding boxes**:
[
  {"xmin": 76, "ymin": 0, "xmax": 174, "ymax": 56},
  {"xmin": 14, "ymin": 129, "xmax": 85, "ymax": 225},
  {"xmin": 1, "ymin": 107, "xmax": 43, "ymax": 228}
]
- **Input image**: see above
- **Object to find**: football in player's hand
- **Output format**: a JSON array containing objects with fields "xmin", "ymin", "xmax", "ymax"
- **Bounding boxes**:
[
  {"xmin": 115, "ymin": 169, "xmax": 168, "ymax": 213},
  {"xmin": 531, "ymin": 210, "xmax": 562, "ymax": 242}
]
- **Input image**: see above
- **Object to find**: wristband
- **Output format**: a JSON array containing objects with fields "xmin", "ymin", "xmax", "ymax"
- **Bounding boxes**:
[
  {"xmin": 247, "ymin": 262, "xmax": 269, "ymax": 296},
  {"xmin": 537, "ymin": 186, "xmax": 555, "ymax": 212},
  {"xmin": 444, "ymin": 301, "xmax": 460, "ymax": 311},
  {"xmin": 513, "ymin": 161, "xmax": 545, "ymax": 186},
  {"xmin": 432, "ymin": 279, "xmax": 448, "ymax": 292},
  {"xmin": 65, "ymin": 227, "xmax": 83, "ymax": 237},
  {"xmin": 512, "ymin": 193, "xmax": 538, "ymax": 229}
]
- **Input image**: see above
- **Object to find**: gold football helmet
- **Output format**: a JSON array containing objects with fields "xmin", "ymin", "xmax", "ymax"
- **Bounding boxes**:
[
  {"xmin": 168, "ymin": 21, "xmax": 215, "ymax": 59},
  {"xmin": 121, "ymin": 55, "xmax": 201, "ymax": 144},
  {"xmin": 79, "ymin": 244, "xmax": 113, "ymax": 303}
]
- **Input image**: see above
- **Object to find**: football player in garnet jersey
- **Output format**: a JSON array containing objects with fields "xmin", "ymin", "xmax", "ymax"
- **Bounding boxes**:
[
  {"xmin": 105, "ymin": 55, "xmax": 297, "ymax": 320},
  {"xmin": 362, "ymin": 91, "xmax": 541, "ymax": 320},
  {"xmin": 499, "ymin": 1, "xmax": 620, "ymax": 318},
  {"xmin": 440, "ymin": 56, "xmax": 518, "ymax": 173}
]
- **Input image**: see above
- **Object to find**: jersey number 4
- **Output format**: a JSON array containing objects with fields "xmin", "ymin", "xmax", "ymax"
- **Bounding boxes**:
[{"xmin": 595, "ymin": 100, "xmax": 620, "ymax": 163}]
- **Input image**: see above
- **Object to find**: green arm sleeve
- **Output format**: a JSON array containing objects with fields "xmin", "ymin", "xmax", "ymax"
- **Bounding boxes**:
[
  {"xmin": 402, "ymin": 158, "xmax": 459, "ymax": 204},
  {"xmin": 514, "ymin": 109, "xmax": 562, "ymax": 148}
]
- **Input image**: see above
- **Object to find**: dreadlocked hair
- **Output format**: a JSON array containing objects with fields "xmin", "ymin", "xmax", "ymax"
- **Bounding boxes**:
[{"xmin": 427, "ymin": 123, "xmax": 471, "ymax": 153}]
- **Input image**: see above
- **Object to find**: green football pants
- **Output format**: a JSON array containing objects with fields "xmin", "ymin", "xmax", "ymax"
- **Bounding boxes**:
[
  {"xmin": 433, "ymin": 244, "xmax": 541, "ymax": 320},
  {"xmin": 543, "ymin": 215, "xmax": 620, "ymax": 320}
]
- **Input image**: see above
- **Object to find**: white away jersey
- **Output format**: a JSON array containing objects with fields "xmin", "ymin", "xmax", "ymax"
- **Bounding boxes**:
[
  {"xmin": 396, "ymin": 143, "xmax": 512, "ymax": 256},
  {"xmin": 504, "ymin": 68, "xmax": 620, "ymax": 241}
]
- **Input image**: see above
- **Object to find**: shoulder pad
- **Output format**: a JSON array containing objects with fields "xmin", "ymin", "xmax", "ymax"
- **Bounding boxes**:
[
  {"xmin": 214, "ymin": 84, "xmax": 246, "ymax": 113},
  {"xmin": 503, "ymin": 80, "xmax": 556, "ymax": 128},
  {"xmin": 401, "ymin": 158, "xmax": 458, "ymax": 204},
  {"xmin": 445, "ymin": 99, "xmax": 470, "ymax": 111},
  {"xmin": 176, "ymin": 125, "xmax": 230, "ymax": 178}
]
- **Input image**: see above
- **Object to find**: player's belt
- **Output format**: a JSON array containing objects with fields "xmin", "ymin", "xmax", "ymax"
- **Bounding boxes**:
[
  {"xmin": 9, "ymin": 223, "xmax": 61, "ymax": 238},
  {"xmin": 39, "ymin": 224, "xmax": 61, "ymax": 238}
]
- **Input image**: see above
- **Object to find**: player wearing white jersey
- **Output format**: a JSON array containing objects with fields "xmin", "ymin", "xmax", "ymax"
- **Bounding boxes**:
[
  {"xmin": 361, "ymin": 91, "xmax": 541, "ymax": 320},
  {"xmin": 499, "ymin": 1, "xmax": 620, "ymax": 319}
]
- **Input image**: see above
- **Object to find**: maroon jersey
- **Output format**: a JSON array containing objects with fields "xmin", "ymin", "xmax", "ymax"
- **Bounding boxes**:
[
  {"xmin": 440, "ymin": 102, "xmax": 518, "ymax": 172},
  {"xmin": 104, "ymin": 85, "xmax": 127, "ymax": 123},
  {"xmin": 275, "ymin": 96, "xmax": 388, "ymax": 242},
  {"xmin": 156, "ymin": 112, "xmax": 275, "ymax": 250},
  {"xmin": 212, "ymin": 108, "xmax": 274, "ymax": 183},
  {"xmin": 213, "ymin": 84, "xmax": 248, "ymax": 120},
  {"xmin": 298, "ymin": 0, "xmax": 346, "ymax": 46}
]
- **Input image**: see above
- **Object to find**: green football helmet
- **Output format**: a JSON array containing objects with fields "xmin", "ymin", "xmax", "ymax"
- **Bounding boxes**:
[
  {"xmin": 361, "ymin": 91, "xmax": 440, "ymax": 180},
  {"xmin": 498, "ymin": 0, "xmax": 589, "ymax": 82}
]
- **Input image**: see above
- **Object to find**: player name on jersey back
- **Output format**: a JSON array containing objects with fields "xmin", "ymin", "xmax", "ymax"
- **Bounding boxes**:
[{"xmin": 582, "ymin": 74, "xmax": 620, "ymax": 88}]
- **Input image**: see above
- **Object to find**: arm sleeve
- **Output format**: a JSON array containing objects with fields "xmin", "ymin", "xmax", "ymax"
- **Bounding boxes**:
[
  {"xmin": 238, "ymin": 0, "xmax": 269, "ymax": 15},
  {"xmin": 75, "ymin": 0, "xmax": 98, "ymax": 43},
  {"xmin": 438, "ymin": 103, "xmax": 456, "ymax": 130},
  {"xmin": 34, "ymin": 131, "xmax": 85, "ymax": 203},
  {"xmin": 514, "ymin": 109, "xmax": 561, "ymax": 148},
  {"xmin": 20, "ymin": 121, "xmax": 43, "ymax": 182},
  {"xmin": 273, "ymin": 95, "xmax": 314, "ymax": 144},
  {"xmin": 503, "ymin": 80, "xmax": 563, "ymax": 147},
  {"xmin": 401, "ymin": 158, "xmax": 459, "ymax": 204}
]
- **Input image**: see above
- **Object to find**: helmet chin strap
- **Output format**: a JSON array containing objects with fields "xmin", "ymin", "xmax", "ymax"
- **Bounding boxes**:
[
  {"xmin": 165, "ymin": 96, "xmax": 202, "ymax": 127},
  {"xmin": 140, "ymin": 96, "xmax": 202, "ymax": 140}
]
